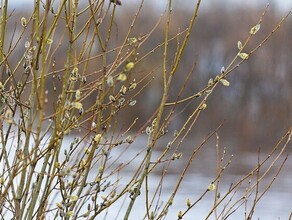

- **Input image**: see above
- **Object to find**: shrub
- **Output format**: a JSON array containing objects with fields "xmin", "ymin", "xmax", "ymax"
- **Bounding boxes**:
[{"xmin": 0, "ymin": 1, "xmax": 291, "ymax": 219}]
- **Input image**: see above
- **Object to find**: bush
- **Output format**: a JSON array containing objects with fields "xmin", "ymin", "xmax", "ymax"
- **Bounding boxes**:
[{"xmin": 0, "ymin": 1, "xmax": 291, "ymax": 219}]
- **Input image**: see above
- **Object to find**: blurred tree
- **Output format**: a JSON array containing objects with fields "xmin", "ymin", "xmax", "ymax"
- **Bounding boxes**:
[
  {"xmin": 110, "ymin": 0, "xmax": 121, "ymax": 5},
  {"xmin": 3, "ymin": 3, "xmax": 291, "ymax": 152}
]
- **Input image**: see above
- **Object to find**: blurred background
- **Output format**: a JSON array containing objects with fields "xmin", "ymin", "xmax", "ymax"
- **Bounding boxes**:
[
  {"xmin": 3, "ymin": 0, "xmax": 292, "ymax": 219},
  {"xmin": 6, "ymin": 0, "xmax": 291, "ymax": 152}
]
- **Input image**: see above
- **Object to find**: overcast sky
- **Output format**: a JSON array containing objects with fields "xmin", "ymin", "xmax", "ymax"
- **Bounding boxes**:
[
  {"xmin": 6, "ymin": 0, "xmax": 292, "ymax": 12},
  {"xmin": 157, "ymin": 0, "xmax": 292, "ymax": 12}
]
